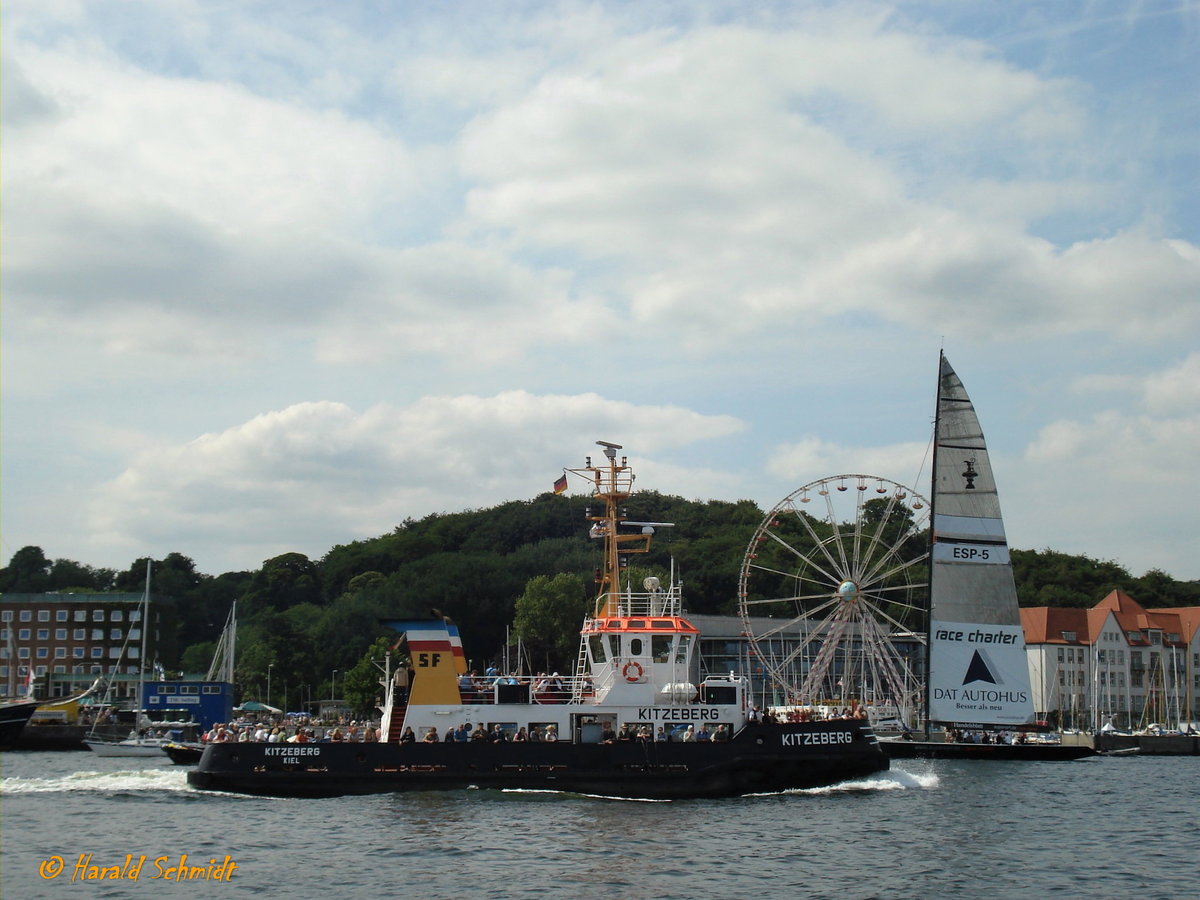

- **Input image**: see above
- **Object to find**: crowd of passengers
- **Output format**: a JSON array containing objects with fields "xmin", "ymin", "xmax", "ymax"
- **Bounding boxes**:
[
  {"xmin": 457, "ymin": 667, "xmax": 583, "ymax": 703},
  {"xmin": 943, "ymin": 727, "xmax": 1027, "ymax": 745},
  {"xmin": 402, "ymin": 721, "xmax": 735, "ymax": 743},
  {"xmin": 764, "ymin": 706, "xmax": 871, "ymax": 723},
  {"xmin": 201, "ymin": 719, "xmax": 381, "ymax": 743}
]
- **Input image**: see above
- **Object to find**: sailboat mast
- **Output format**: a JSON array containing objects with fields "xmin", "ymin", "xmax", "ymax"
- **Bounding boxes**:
[
  {"xmin": 138, "ymin": 560, "xmax": 151, "ymax": 730},
  {"xmin": 923, "ymin": 351, "xmax": 944, "ymax": 736}
]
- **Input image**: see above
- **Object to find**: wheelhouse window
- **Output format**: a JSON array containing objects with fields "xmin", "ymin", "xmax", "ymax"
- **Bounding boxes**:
[
  {"xmin": 589, "ymin": 635, "xmax": 607, "ymax": 663},
  {"xmin": 652, "ymin": 635, "xmax": 673, "ymax": 663}
]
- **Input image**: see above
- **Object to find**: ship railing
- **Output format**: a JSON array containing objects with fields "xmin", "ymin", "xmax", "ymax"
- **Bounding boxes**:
[
  {"xmin": 593, "ymin": 587, "xmax": 684, "ymax": 619},
  {"xmin": 459, "ymin": 675, "xmax": 596, "ymax": 706}
]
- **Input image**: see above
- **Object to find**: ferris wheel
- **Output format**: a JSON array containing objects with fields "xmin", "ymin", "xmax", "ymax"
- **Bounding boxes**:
[{"xmin": 737, "ymin": 474, "xmax": 929, "ymax": 719}]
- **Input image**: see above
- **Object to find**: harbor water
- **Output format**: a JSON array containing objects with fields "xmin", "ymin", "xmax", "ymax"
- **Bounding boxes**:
[{"xmin": 1, "ymin": 751, "xmax": 1196, "ymax": 900}]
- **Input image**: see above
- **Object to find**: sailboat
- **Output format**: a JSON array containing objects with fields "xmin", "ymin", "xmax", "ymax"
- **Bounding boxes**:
[
  {"xmin": 884, "ymin": 354, "xmax": 1094, "ymax": 760},
  {"xmin": 86, "ymin": 561, "xmax": 170, "ymax": 757},
  {"xmin": 0, "ymin": 655, "xmax": 41, "ymax": 750}
]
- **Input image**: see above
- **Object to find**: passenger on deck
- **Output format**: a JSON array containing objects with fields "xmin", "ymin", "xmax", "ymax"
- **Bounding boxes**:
[
  {"xmin": 443, "ymin": 727, "xmax": 455, "ymax": 742},
  {"xmin": 471, "ymin": 724, "xmax": 489, "ymax": 741},
  {"xmin": 713, "ymin": 724, "xmax": 730, "ymax": 742},
  {"xmin": 529, "ymin": 726, "xmax": 543, "ymax": 742},
  {"xmin": 544, "ymin": 724, "xmax": 559, "ymax": 742},
  {"xmin": 600, "ymin": 723, "xmax": 617, "ymax": 743},
  {"xmin": 422, "ymin": 727, "xmax": 439, "ymax": 743},
  {"xmin": 680, "ymin": 725, "xmax": 695, "ymax": 743},
  {"xmin": 459, "ymin": 671, "xmax": 479, "ymax": 703},
  {"xmin": 637, "ymin": 726, "xmax": 652, "ymax": 742},
  {"xmin": 617, "ymin": 725, "xmax": 633, "ymax": 741},
  {"xmin": 399, "ymin": 726, "xmax": 416, "ymax": 744},
  {"xmin": 453, "ymin": 723, "xmax": 471, "ymax": 742},
  {"xmin": 655, "ymin": 726, "xmax": 668, "ymax": 742},
  {"xmin": 695, "ymin": 724, "xmax": 711, "ymax": 741},
  {"xmin": 513, "ymin": 727, "xmax": 528, "ymax": 742},
  {"xmin": 490, "ymin": 724, "xmax": 508, "ymax": 742}
]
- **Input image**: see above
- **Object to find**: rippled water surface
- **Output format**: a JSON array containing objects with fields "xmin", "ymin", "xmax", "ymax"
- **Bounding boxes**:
[{"xmin": 2, "ymin": 751, "xmax": 1196, "ymax": 899}]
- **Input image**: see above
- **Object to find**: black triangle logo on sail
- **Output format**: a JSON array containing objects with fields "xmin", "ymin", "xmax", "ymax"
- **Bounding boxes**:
[{"xmin": 962, "ymin": 650, "xmax": 998, "ymax": 685}]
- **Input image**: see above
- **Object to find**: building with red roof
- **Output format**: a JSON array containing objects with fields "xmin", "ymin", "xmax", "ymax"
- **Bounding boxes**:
[{"xmin": 1021, "ymin": 590, "xmax": 1199, "ymax": 730}]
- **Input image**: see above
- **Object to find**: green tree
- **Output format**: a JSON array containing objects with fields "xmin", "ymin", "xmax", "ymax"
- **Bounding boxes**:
[
  {"xmin": 0, "ymin": 546, "xmax": 52, "ymax": 592},
  {"xmin": 341, "ymin": 636, "xmax": 395, "ymax": 718},
  {"xmin": 178, "ymin": 640, "xmax": 218, "ymax": 676},
  {"xmin": 513, "ymin": 573, "xmax": 589, "ymax": 672},
  {"xmin": 241, "ymin": 553, "xmax": 324, "ymax": 615}
]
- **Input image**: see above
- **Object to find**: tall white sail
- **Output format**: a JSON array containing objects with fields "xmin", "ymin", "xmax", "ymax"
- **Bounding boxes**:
[{"xmin": 927, "ymin": 354, "xmax": 1034, "ymax": 726}]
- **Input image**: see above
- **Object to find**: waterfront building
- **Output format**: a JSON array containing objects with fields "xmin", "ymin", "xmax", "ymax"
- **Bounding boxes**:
[
  {"xmin": 1022, "ymin": 590, "xmax": 1200, "ymax": 731},
  {"xmin": 0, "ymin": 592, "xmax": 159, "ymax": 701}
]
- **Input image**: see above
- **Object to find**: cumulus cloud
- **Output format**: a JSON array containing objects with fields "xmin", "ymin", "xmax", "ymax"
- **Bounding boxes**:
[
  {"xmin": 85, "ymin": 392, "xmax": 744, "ymax": 571},
  {"xmin": 4, "ymin": 2, "xmax": 1198, "ymax": 581},
  {"xmin": 7, "ymin": 4, "xmax": 1198, "ymax": 367},
  {"xmin": 765, "ymin": 438, "xmax": 931, "ymax": 494},
  {"xmin": 1016, "ymin": 356, "xmax": 1200, "ymax": 573},
  {"xmin": 454, "ymin": 17, "xmax": 1198, "ymax": 346}
]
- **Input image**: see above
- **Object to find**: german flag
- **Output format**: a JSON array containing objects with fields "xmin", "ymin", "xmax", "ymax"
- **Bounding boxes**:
[{"xmin": 553, "ymin": 474, "xmax": 568, "ymax": 494}]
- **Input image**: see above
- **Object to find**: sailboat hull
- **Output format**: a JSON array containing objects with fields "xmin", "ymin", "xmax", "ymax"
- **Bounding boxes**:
[
  {"xmin": 881, "ymin": 738, "xmax": 1095, "ymax": 761},
  {"xmin": 188, "ymin": 721, "xmax": 888, "ymax": 798},
  {"xmin": 85, "ymin": 739, "xmax": 173, "ymax": 757},
  {"xmin": 0, "ymin": 700, "xmax": 40, "ymax": 750}
]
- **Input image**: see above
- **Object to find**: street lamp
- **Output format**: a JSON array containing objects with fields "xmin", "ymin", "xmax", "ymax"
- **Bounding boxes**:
[
  {"xmin": 331, "ymin": 669, "xmax": 338, "ymax": 701},
  {"xmin": 267, "ymin": 663, "xmax": 274, "ymax": 708}
]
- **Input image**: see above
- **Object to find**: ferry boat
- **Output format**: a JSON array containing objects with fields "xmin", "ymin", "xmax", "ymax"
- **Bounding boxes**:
[{"xmin": 188, "ymin": 442, "xmax": 888, "ymax": 798}]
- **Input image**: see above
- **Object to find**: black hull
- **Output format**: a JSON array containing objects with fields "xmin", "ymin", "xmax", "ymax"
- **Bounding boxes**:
[
  {"xmin": 187, "ymin": 722, "xmax": 888, "ymax": 799},
  {"xmin": 882, "ymin": 739, "xmax": 1096, "ymax": 761},
  {"xmin": 0, "ymin": 701, "xmax": 40, "ymax": 751},
  {"xmin": 164, "ymin": 742, "xmax": 206, "ymax": 765}
]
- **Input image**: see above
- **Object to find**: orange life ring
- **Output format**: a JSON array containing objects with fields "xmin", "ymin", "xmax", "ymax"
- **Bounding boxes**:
[{"xmin": 622, "ymin": 661, "xmax": 644, "ymax": 683}]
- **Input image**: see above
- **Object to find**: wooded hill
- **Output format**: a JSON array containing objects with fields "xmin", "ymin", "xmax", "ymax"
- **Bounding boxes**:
[{"xmin": 3, "ymin": 491, "xmax": 1197, "ymax": 712}]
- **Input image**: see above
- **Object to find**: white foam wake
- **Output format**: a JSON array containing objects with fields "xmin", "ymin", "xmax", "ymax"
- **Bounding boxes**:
[{"xmin": 1, "ymin": 767, "xmax": 192, "ymax": 795}]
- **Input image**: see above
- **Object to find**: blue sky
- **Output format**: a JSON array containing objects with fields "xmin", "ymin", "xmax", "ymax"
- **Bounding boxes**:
[{"xmin": 3, "ymin": 1, "xmax": 1198, "ymax": 580}]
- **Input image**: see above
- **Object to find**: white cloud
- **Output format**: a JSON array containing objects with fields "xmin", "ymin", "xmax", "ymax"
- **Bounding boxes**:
[
  {"xmin": 765, "ymin": 438, "xmax": 931, "ymax": 495},
  {"xmin": 84, "ymin": 392, "xmax": 744, "ymax": 572},
  {"xmin": 1018, "ymin": 358, "xmax": 1200, "ymax": 574},
  {"xmin": 2, "ymin": 1, "xmax": 1198, "ymax": 582},
  {"xmin": 1141, "ymin": 351, "xmax": 1200, "ymax": 414},
  {"xmin": 455, "ymin": 20, "xmax": 1198, "ymax": 347}
]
